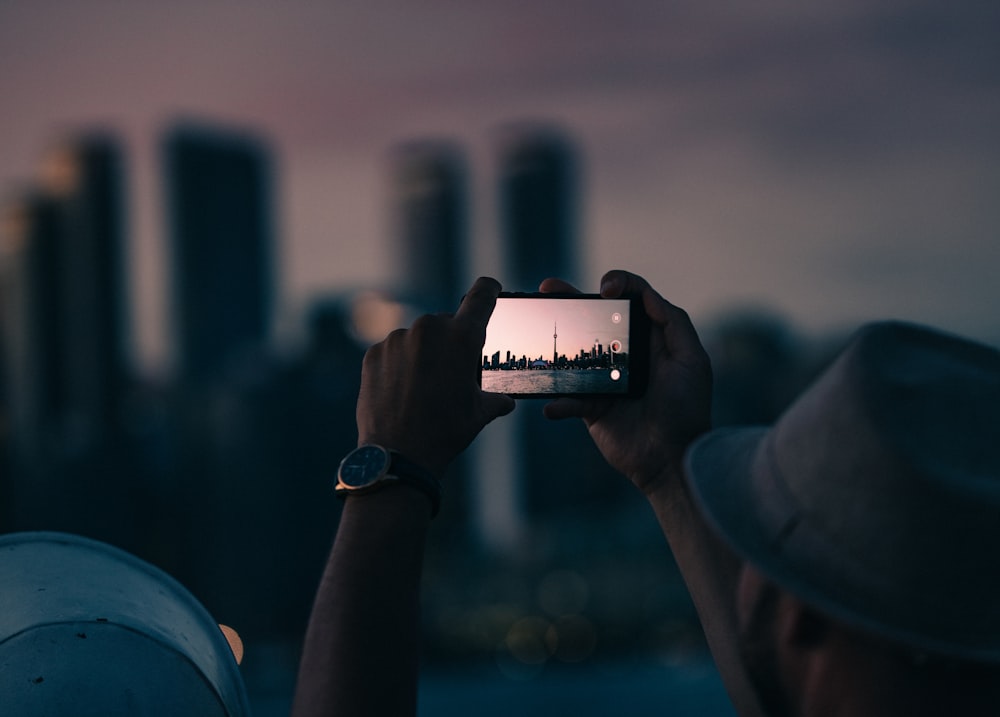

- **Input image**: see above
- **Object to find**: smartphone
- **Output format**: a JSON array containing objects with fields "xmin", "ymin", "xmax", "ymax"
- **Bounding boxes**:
[{"xmin": 481, "ymin": 292, "xmax": 649, "ymax": 398}]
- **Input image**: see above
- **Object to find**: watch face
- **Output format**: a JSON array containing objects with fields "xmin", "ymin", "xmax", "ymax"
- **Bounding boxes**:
[{"xmin": 338, "ymin": 445, "xmax": 391, "ymax": 489}]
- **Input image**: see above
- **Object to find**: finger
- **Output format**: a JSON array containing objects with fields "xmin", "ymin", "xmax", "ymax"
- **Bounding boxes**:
[
  {"xmin": 599, "ymin": 270, "xmax": 672, "ymax": 338},
  {"xmin": 601, "ymin": 267, "xmax": 691, "ymax": 328},
  {"xmin": 454, "ymin": 276, "xmax": 502, "ymax": 328},
  {"xmin": 481, "ymin": 392, "xmax": 517, "ymax": 421},
  {"xmin": 538, "ymin": 277, "xmax": 581, "ymax": 294},
  {"xmin": 599, "ymin": 269, "xmax": 655, "ymax": 299},
  {"xmin": 603, "ymin": 271, "xmax": 708, "ymax": 370},
  {"xmin": 600, "ymin": 269, "xmax": 673, "ymax": 325},
  {"xmin": 542, "ymin": 397, "xmax": 590, "ymax": 420}
]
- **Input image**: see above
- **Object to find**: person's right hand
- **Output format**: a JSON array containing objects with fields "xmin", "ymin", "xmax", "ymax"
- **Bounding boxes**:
[
  {"xmin": 356, "ymin": 276, "xmax": 516, "ymax": 477},
  {"xmin": 542, "ymin": 270, "xmax": 712, "ymax": 495}
]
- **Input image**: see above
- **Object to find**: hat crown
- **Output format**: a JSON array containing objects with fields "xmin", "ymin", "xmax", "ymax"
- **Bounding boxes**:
[
  {"xmin": 688, "ymin": 321, "xmax": 1000, "ymax": 660},
  {"xmin": 770, "ymin": 322, "xmax": 1000, "ymax": 536}
]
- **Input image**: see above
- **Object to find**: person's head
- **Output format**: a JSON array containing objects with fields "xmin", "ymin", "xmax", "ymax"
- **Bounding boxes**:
[
  {"xmin": 0, "ymin": 532, "xmax": 248, "ymax": 716},
  {"xmin": 734, "ymin": 563, "xmax": 1000, "ymax": 717},
  {"xmin": 684, "ymin": 321, "xmax": 1000, "ymax": 714}
]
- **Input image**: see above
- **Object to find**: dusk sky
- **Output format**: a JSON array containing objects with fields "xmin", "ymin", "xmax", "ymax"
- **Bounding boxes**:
[
  {"xmin": 2, "ymin": 0, "xmax": 998, "ymax": 373},
  {"xmin": 484, "ymin": 297, "xmax": 632, "ymax": 362}
]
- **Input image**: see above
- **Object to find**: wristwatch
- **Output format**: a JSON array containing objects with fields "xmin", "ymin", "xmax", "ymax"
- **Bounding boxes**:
[{"xmin": 335, "ymin": 444, "xmax": 441, "ymax": 517}]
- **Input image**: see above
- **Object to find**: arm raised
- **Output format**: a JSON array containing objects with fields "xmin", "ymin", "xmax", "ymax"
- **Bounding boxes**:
[
  {"xmin": 543, "ymin": 269, "xmax": 764, "ymax": 717},
  {"xmin": 291, "ymin": 277, "xmax": 515, "ymax": 717}
]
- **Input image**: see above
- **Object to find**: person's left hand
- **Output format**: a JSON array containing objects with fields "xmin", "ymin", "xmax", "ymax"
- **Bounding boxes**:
[
  {"xmin": 356, "ymin": 276, "xmax": 516, "ymax": 476},
  {"xmin": 541, "ymin": 270, "xmax": 712, "ymax": 495}
]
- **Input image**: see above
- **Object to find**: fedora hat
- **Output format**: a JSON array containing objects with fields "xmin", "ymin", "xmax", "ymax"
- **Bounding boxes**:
[{"xmin": 685, "ymin": 321, "xmax": 1000, "ymax": 661}]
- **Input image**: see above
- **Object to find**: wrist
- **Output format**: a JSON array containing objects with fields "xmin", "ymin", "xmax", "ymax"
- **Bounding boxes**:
[
  {"xmin": 339, "ymin": 482, "xmax": 436, "ymax": 522},
  {"xmin": 356, "ymin": 436, "xmax": 448, "ymax": 478},
  {"xmin": 631, "ymin": 458, "xmax": 687, "ymax": 498},
  {"xmin": 337, "ymin": 445, "xmax": 442, "ymax": 517}
]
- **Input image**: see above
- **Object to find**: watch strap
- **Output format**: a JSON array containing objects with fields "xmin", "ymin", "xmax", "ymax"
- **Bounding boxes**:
[{"xmin": 385, "ymin": 451, "xmax": 442, "ymax": 517}]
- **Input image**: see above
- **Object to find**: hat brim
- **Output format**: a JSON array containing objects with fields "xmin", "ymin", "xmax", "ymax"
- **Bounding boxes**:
[
  {"xmin": 685, "ymin": 426, "xmax": 891, "ymax": 639},
  {"xmin": 684, "ymin": 426, "xmax": 1000, "ymax": 662},
  {"xmin": 684, "ymin": 426, "xmax": 779, "ymax": 573}
]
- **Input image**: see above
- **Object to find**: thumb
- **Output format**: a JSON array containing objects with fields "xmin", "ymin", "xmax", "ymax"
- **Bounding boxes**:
[
  {"xmin": 481, "ymin": 392, "xmax": 517, "ymax": 423},
  {"xmin": 542, "ymin": 397, "xmax": 589, "ymax": 420}
]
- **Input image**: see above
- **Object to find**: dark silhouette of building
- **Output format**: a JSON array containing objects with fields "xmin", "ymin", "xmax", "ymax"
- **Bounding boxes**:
[
  {"xmin": 0, "ymin": 193, "xmax": 67, "ymax": 463},
  {"xmin": 161, "ymin": 123, "xmax": 286, "ymax": 643},
  {"xmin": 158, "ymin": 124, "xmax": 363, "ymax": 657},
  {"xmin": 496, "ymin": 125, "xmax": 631, "ymax": 522},
  {"xmin": 56, "ymin": 137, "xmax": 130, "ymax": 441},
  {"xmin": 0, "ymin": 278, "xmax": 9, "ymax": 529},
  {"xmin": 0, "ymin": 136, "xmax": 128, "ymax": 457},
  {"xmin": 164, "ymin": 124, "xmax": 274, "ymax": 384},
  {"xmin": 388, "ymin": 141, "xmax": 475, "ymax": 542},
  {"xmin": 163, "ymin": 296, "xmax": 363, "ymax": 655},
  {"xmin": 390, "ymin": 142, "xmax": 467, "ymax": 313},
  {"xmin": 499, "ymin": 125, "xmax": 579, "ymax": 291},
  {"xmin": 0, "ymin": 135, "xmax": 141, "ymax": 549},
  {"xmin": 705, "ymin": 311, "xmax": 845, "ymax": 430}
]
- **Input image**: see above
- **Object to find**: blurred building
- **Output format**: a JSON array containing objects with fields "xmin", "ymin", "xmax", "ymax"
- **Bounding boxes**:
[
  {"xmin": 496, "ymin": 126, "xmax": 631, "ymax": 529},
  {"xmin": 498, "ymin": 125, "xmax": 579, "ymax": 291},
  {"xmin": 388, "ymin": 141, "xmax": 477, "ymax": 543},
  {"xmin": 159, "ymin": 123, "xmax": 362, "ymax": 652},
  {"xmin": 0, "ymin": 135, "xmax": 129, "ymax": 462},
  {"xmin": 164, "ymin": 124, "xmax": 274, "ymax": 384},
  {"xmin": 185, "ymin": 299, "xmax": 362, "ymax": 645},
  {"xmin": 161, "ymin": 123, "xmax": 290, "ymax": 641},
  {"xmin": 0, "ymin": 194, "xmax": 67, "ymax": 463},
  {"xmin": 391, "ymin": 142, "xmax": 467, "ymax": 313},
  {"xmin": 0, "ymin": 275, "xmax": 8, "ymax": 528},
  {"xmin": 0, "ymin": 135, "xmax": 140, "ymax": 548},
  {"xmin": 53, "ymin": 138, "xmax": 130, "ymax": 442}
]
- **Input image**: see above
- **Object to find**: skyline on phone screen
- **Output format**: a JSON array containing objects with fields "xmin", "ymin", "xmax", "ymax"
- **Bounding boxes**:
[{"xmin": 484, "ymin": 298, "xmax": 630, "ymax": 364}]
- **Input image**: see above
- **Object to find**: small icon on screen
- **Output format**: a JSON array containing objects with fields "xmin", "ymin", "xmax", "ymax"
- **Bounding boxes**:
[
  {"xmin": 611, "ymin": 312, "xmax": 622, "ymax": 324},
  {"xmin": 609, "ymin": 368, "xmax": 622, "ymax": 382}
]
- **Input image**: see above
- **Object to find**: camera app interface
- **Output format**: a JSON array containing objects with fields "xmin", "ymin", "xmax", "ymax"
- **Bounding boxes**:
[{"xmin": 483, "ymin": 297, "xmax": 632, "ymax": 395}]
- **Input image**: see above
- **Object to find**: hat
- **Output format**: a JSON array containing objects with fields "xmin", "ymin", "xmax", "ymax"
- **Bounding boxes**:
[
  {"xmin": 0, "ymin": 532, "xmax": 250, "ymax": 716},
  {"xmin": 685, "ymin": 321, "xmax": 1000, "ymax": 661}
]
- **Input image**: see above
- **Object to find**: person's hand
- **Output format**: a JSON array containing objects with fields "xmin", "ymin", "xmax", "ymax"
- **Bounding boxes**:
[
  {"xmin": 356, "ymin": 277, "xmax": 516, "ymax": 476},
  {"xmin": 542, "ymin": 270, "xmax": 712, "ymax": 495}
]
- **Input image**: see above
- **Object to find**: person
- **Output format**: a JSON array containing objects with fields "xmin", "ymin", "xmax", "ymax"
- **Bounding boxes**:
[{"xmin": 290, "ymin": 270, "xmax": 1000, "ymax": 717}]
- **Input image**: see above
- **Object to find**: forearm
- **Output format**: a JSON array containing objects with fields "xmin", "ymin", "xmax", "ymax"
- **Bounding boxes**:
[
  {"xmin": 291, "ymin": 276, "xmax": 514, "ymax": 716},
  {"xmin": 291, "ymin": 485, "xmax": 432, "ymax": 717},
  {"xmin": 644, "ymin": 468, "xmax": 765, "ymax": 717}
]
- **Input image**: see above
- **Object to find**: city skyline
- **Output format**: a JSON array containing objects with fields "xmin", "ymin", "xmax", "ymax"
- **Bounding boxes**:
[
  {"xmin": 2, "ymin": 0, "xmax": 998, "ymax": 376},
  {"xmin": 483, "ymin": 297, "xmax": 631, "ymax": 364}
]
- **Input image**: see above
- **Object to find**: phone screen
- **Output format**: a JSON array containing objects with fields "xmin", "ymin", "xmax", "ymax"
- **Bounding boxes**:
[{"xmin": 481, "ymin": 293, "xmax": 648, "ymax": 397}]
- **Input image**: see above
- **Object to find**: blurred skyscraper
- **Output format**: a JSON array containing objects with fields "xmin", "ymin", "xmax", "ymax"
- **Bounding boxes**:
[
  {"xmin": 0, "ymin": 135, "xmax": 129, "ymax": 463},
  {"xmin": 391, "ymin": 142, "xmax": 467, "ymax": 313},
  {"xmin": 0, "ymin": 287, "xmax": 7, "ymax": 529},
  {"xmin": 55, "ymin": 138, "xmax": 130, "ymax": 441},
  {"xmin": 0, "ymin": 193, "xmax": 67, "ymax": 462},
  {"xmin": 389, "ymin": 141, "xmax": 475, "ymax": 542},
  {"xmin": 0, "ymin": 135, "xmax": 140, "ymax": 547},
  {"xmin": 496, "ymin": 126, "xmax": 630, "ymax": 525},
  {"xmin": 161, "ymin": 123, "xmax": 287, "ymax": 640},
  {"xmin": 499, "ymin": 125, "xmax": 579, "ymax": 290},
  {"xmin": 164, "ymin": 124, "xmax": 274, "ymax": 383}
]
